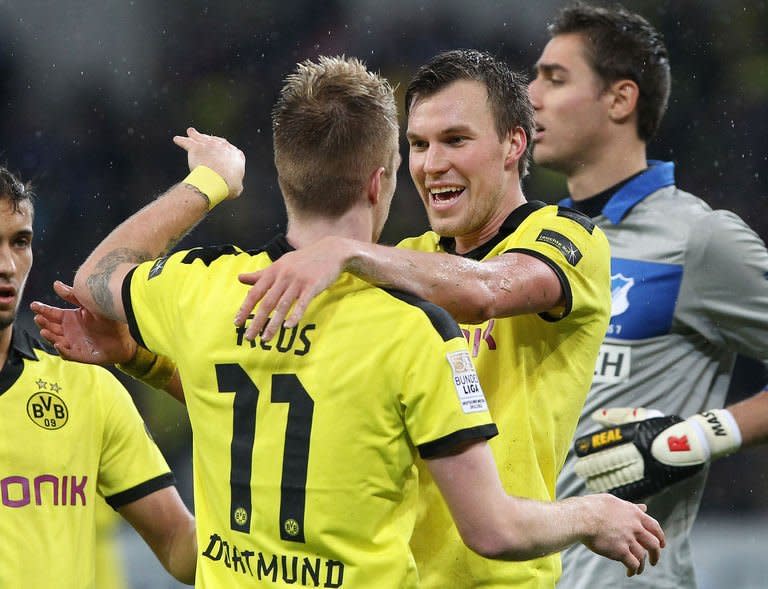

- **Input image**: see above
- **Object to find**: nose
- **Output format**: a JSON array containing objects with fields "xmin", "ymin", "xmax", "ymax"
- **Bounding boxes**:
[
  {"xmin": 528, "ymin": 78, "xmax": 541, "ymax": 109},
  {"xmin": 0, "ymin": 244, "xmax": 16, "ymax": 278},
  {"xmin": 422, "ymin": 144, "xmax": 450, "ymax": 176}
]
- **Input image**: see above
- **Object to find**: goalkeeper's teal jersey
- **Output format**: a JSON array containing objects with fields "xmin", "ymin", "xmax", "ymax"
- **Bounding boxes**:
[
  {"xmin": 123, "ymin": 234, "xmax": 497, "ymax": 589},
  {"xmin": 0, "ymin": 328, "xmax": 174, "ymax": 589}
]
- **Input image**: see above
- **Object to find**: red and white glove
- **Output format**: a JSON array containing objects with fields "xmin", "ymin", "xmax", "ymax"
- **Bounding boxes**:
[{"xmin": 574, "ymin": 407, "xmax": 742, "ymax": 501}]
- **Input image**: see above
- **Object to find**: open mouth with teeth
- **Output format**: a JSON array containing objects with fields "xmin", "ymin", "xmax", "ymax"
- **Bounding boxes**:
[{"xmin": 429, "ymin": 186, "xmax": 465, "ymax": 207}]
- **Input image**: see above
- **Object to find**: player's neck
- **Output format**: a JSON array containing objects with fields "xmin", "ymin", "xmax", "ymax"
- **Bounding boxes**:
[
  {"xmin": 0, "ymin": 325, "xmax": 13, "ymax": 370},
  {"xmin": 453, "ymin": 188, "xmax": 526, "ymax": 254},
  {"xmin": 285, "ymin": 206, "xmax": 374, "ymax": 249},
  {"xmin": 566, "ymin": 139, "xmax": 647, "ymax": 202}
]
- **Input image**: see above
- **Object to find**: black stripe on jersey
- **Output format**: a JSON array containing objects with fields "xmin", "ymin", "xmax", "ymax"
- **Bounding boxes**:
[
  {"xmin": 557, "ymin": 207, "xmax": 595, "ymax": 234},
  {"xmin": 180, "ymin": 244, "xmax": 241, "ymax": 266},
  {"xmin": 418, "ymin": 424, "xmax": 499, "ymax": 459},
  {"xmin": 503, "ymin": 248, "xmax": 573, "ymax": 321},
  {"xmin": 122, "ymin": 266, "xmax": 148, "ymax": 349},
  {"xmin": 105, "ymin": 472, "xmax": 176, "ymax": 510},
  {"xmin": 383, "ymin": 289, "xmax": 463, "ymax": 342}
]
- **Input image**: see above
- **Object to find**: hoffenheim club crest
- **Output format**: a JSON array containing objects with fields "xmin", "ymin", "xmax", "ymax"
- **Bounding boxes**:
[{"xmin": 610, "ymin": 273, "xmax": 635, "ymax": 317}]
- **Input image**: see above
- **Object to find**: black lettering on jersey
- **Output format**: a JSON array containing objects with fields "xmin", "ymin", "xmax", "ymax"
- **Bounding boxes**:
[
  {"xmin": 557, "ymin": 207, "xmax": 595, "ymax": 234},
  {"xmin": 383, "ymin": 289, "xmax": 462, "ymax": 342},
  {"xmin": 181, "ymin": 244, "xmax": 240, "ymax": 266},
  {"xmin": 535, "ymin": 229, "xmax": 583, "ymax": 266},
  {"xmin": 202, "ymin": 531, "xmax": 346, "ymax": 585},
  {"xmin": 235, "ymin": 321, "xmax": 315, "ymax": 355}
]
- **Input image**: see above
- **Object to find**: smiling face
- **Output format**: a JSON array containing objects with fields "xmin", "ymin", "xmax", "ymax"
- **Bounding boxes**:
[
  {"xmin": 528, "ymin": 33, "xmax": 614, "ymax": 176},
  {"xmin": 406, "ymin": 79, "xmax": 519, "ymax": 249},
  {"xmin": 0, "ymin": 196, "xmax": 33, "ymax": 331}
]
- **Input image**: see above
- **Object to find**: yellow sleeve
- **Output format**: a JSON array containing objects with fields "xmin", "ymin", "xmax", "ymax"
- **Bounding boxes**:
[
  {"xmin": 96, "ymin": 368, "xmax": 173, "ymax": 507},
  {"xmin": 397, "ymin": 312, "xmax": 497, "ymax": 458},
  {"xmin": 505, "ymin": 207, "xmax": 611, "ymax": 321},
  {"xmin": 123, "ymin": 244, "xmax": 247, "ymax": 358}
]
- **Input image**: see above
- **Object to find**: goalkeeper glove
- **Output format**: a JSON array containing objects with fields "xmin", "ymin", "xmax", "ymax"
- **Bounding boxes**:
[{"xmin": 574, "ymin": 408, "xmax": 742, "ymax": 501}]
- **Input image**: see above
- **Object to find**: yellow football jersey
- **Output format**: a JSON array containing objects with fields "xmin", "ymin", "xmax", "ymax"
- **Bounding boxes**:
[
  {"xmin": 0, "ymin": 328, "xmax": 173, "ymax": 589},
  {"xmin": 404, "ymin": 202, "xmax": 611, "ymax": 589},
  {"xmin": 123, "ymin": 235, "xmax": 498, "ymax": 589}
]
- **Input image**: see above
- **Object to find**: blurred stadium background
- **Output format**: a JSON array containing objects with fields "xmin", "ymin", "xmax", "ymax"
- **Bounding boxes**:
[{"xmin": 2, "ymin": 0, "xmax": 766, "ymax": 586}]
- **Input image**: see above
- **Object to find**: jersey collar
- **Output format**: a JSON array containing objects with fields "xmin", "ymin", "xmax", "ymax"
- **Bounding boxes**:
[
  {"xmin": 0, "ymin": 327, "xmax": 42, "ymax": 396},
  {"xmin": 559, "ymin": 160, "xmax": 675, "ymax": 224},
  {"xmin": 438, "ymin": 200, "xmax": 548, "ymax": 260},
  {"xmin": 259, "ymin": 234, "xmax": 295, "ymax": 262}
]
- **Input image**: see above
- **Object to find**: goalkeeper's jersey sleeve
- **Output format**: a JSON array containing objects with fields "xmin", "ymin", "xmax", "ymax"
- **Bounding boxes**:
[
  {"xmin": 0, "ymin": 328, "xmax": 173, "ymax": 589},
  {"xmin": 400, "ymin": 202, "xmax": 611, "ymax": 589},
  {"xmin": 123, "ymin": 235, "xmax": 497, "ymax": 589}
]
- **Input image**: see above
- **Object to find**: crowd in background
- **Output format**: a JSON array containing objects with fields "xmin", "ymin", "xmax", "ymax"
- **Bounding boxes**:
[{"xmin": 1, "ymin": 0, "xmax": 766, "ymax": 515}]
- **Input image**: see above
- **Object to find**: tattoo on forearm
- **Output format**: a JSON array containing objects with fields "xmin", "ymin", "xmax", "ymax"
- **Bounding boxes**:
[{"xmin": 87, "ymin": 248, "xmax": 151, "ymax": 319}]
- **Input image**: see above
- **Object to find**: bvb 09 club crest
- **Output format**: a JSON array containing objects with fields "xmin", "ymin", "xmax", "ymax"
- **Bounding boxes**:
[{"xmin": 27, "ymin": 382, "xmax": 69, "ymax": 430}]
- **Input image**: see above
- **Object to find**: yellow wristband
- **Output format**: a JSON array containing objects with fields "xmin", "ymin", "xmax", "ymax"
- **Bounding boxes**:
[
  {"xmin": 182, "ymin": 165, "xmax": 229, "ymax": 210},
  {"xmin": 116, "ymin": 345, "xmax": 177, "ymax": 390}
]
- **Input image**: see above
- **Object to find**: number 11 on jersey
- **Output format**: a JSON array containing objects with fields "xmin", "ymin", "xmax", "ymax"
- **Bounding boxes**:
[{"xmin": 216, "ymin": 364, "xmax": 314, "ymax": 543}]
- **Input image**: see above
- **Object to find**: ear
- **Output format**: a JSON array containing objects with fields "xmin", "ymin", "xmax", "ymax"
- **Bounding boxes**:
[
  {"xmin": 607, "ymin": 79, "xmax": 640, "ymax": 123},
  {"xmin": 504, "ymin": 127, "xmax": 528, "ymax": 171},
  {"xmin": 366, "ymin": 166, "xmax": 386, "ymax": 206}
]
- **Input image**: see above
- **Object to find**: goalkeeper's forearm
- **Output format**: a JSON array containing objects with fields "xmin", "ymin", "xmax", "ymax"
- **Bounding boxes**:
[{"xmin": 726, "ymin": 388, "xmax": 768, "ymax": 448}]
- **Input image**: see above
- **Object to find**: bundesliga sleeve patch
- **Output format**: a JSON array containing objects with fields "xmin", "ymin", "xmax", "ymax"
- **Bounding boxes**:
[
  {"xmin": 536, "ymin": 229, "xmax": 582, "ymax": 266},
  {"xmin": 446, "ymin": 350, "xmax": 488, "ymax": 414}
]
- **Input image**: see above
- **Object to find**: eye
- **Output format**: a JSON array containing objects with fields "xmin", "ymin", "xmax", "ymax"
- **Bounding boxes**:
[
  {"xmin": 447, "ymin": 136, "xmax": 466, "ymax": 145},
  {"xmin": 409, "ymin": 138, "xmax": 427, "ymax": 150},
  {"xmin": 13, "ymin": 236, "xmax": 31, "ymax": 248}
]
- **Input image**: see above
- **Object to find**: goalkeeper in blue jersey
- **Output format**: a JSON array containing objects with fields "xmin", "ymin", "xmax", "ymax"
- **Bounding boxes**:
[{"xmin": 528, "ymin": 3, "xmax": 768, "ymax": 588}]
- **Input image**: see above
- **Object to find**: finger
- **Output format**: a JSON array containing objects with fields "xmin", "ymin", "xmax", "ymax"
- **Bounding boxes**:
[
  {"xmin": 52, "ymin": 342, "xmax": 77, "ymax": 361},
  {"xmin": 623, "ymin": 550, "xmax": 640, "ymax": 577},
  {"xmin": 173, "ymin": 135, "xmax": 194, "ymax": 151},
  {"xmin": 30, "ymin": 301, "xmax": 65, "ymax": 322},
  {"xmin": 641, "ymin": 511, "xmax": 665, "ymax": 547},
  {"xmin": 238, "ymin": 272, "xmax": 260, "ymax": 286},
  {"xmin": 261, "ymin": 285, "xmax": 300, "ymax": 341},
  {"xmin": 646, "ymin": 540, "xmax": 661, "ymax": 567},
  {"xmin": 245, "ymin": 285, "xmax": 286, "ymax": 341},
  {"xmin": 53, "ymin": 280, "xmax": 80, "ymax": 305},
  {"xmin": 235, "ymin": 277, "xmax": 267, "ymax": 326},
  {"xmin": 627, "ymin": 537, "xmax": 648, "ymax": 574},
  {"xmin": 284, "ymin": 290, "xmax": 314, "ymax": 329},
  {"xmin": 38, "ymin": 327, "xmax": 59, "ymax": 346},
  {"xmin": 33, "ymin": 314, "xmax": 65, "ymax": 338}
]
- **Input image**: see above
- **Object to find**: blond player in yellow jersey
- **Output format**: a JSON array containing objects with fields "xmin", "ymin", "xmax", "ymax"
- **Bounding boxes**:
[
  {"xmin": 231, "ymin": 50, "xmax": 614, "ymax": 588},
  {"xmin": 39, "ymin": 57, "xmax": 661, "ymax": 588}
]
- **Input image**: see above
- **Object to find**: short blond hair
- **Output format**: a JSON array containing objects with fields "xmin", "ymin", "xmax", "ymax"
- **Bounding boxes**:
[{"xmin": 273, "ymin": 56, "xmax": 398, "ymax": 217}]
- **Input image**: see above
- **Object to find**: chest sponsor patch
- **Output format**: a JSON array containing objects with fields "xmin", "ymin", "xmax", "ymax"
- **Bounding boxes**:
[
  {"xmin": 446, "ymin": 350, "xmax": 488, "ymax": 413},
  {"xmin": 593, "ymin": 343, "xmax": 632, "ymax": 383},
  {"xmin": 536, "ymin": 229, "xmax": 582, "ymax": 266}
]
